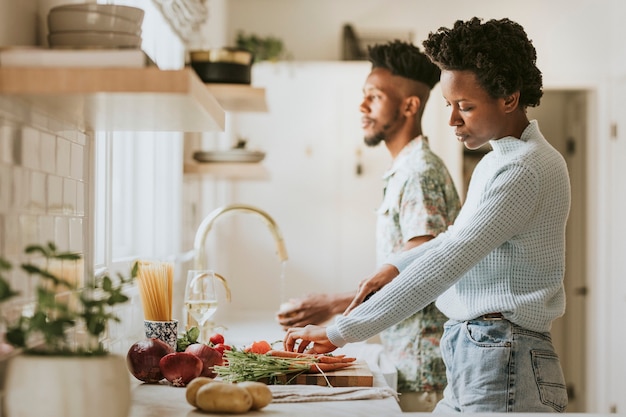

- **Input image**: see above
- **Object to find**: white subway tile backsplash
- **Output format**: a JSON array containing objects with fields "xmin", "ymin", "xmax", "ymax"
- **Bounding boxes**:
[
  {"xmin": 40, "ymin": 132, "xmax": 56, "ymax": 174},
  {"xmin": 3, "ymin": 214, "xmax": 19, "ymax": 255},
  {"xmin": 69, "ymin": 217, "xmax": 83, "ymax": 252},
  {"xmin": 54, "ymin": 216, "xmax": 69, "ymax": 251},
  {"xmin": 19, "ymin": 215, "xmax": 39, "ymax": 247},
  {"xmin": 70, "ymin": 142, "xmax": 83, "ymax": 180},
  {"xmin": 56, "ymin": 137, "xmax": 71, "ymax": 177},
  {"xmin": 76, "ymin": 181, "xmax": 85, "ymax": 215},
  {"xmin": 47, "ymin": 175, "xmax": 63, "ymax": 214},
  {"xmin": 29, "ymin": 171, "xmax": 46, "ymax": 212},
  {"xmin": 11, "ymin": 166, "xmax": 26, "ymax": 211},
  {"xmin": 38, "ymin": 216, "xmax": 55, "ymax": 247},
  {"xmin": 1, "ymin": 99, "xmax": 92, "ymax": 401},
  {"xmin": 20, "ymin": 126, "xmax": 39, "ymax": 170},
  {"xmin": 0, "ymin": 164, "xmax": 10, "ymax": 212},
  {"xmin": 10, "ymin": 268, "xmax": 32, "ymax": 304},
  {"xmin": 0, "ymin": 123, "xmax": 16, "ymax": 165},
  {"xmin": 63, "ymin": 177, "xmax": 77, "ymax": 214}
]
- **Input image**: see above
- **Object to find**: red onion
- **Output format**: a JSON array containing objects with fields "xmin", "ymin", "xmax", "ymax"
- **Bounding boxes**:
[
  {"xmin": 126, "ymin": 338, "xmax": 174, "ymax": 383},
  {"xmin": 185, "ymin": 343, "xmax": 224, "ymax": 378},
  {"xmin": 159, "ymin": 352, "xmax": 203, "ymax": 387}
]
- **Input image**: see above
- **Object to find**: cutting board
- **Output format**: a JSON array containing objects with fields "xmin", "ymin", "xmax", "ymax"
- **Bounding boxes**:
[{"xmin": 268, "ymin": 361, "xmax": 374, "ymax": 387}]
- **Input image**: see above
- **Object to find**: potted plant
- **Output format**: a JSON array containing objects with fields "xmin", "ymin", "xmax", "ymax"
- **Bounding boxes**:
[{"xmin": 0, "ymin": 242, "xmax": 137, "ymax": 417}]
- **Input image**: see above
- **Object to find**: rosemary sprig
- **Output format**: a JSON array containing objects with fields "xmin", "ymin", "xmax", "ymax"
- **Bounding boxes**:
[{"xmin": 215, "ymin": 349, "xmax": 317, "ymax": 383}]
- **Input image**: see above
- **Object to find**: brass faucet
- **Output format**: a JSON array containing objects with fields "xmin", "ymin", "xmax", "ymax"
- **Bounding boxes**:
[{"xmin": 193, "ymin": 203, "xmax": 289, "ymax": 271}]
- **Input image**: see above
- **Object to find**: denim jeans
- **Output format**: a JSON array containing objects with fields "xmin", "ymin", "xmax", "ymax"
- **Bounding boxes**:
[{"xmin": 433, "ymin": 318, "xmax": 568, "ymax": 413}]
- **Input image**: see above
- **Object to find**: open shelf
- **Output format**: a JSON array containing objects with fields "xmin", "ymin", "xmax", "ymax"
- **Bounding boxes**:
[
  {"xmin": 0, "ymin": 67, "xmax": 226, "ymax": 132},
  {"xmin": 183, "ymin": 161, "xmax": 270, "ymax": 180},
  {"xmin": 206, "ymin": 83, "xmax": 268, "ymax": 113}
]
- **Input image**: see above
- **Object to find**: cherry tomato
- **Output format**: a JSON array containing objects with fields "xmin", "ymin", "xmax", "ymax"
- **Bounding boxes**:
[
  {"xmin": 244, "ymin": 340, "xmax": 272, "ymax": 354},
  {"xmin": 209, "ymin": 333, "xmax": 225, "ymax": 345}
]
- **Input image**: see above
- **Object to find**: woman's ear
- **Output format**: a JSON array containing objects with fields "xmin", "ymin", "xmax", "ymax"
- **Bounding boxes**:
[{"xmin": 503, "ymin": 91, "xmax": 521, "ymax": 113}]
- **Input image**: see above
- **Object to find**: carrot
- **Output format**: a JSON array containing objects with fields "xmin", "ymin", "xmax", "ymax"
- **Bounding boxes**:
[
  {"xmin": 266, "ymin": 349, "xmax": 312, "ymax": 358},
  {"xmin": 317, "ymin": 355, "xmax": 356, "ymax": 364},
  {"xmin": 267, "ymin": 350, "xmax": 356, "ymax": 363},
  {"xmin": 307, "ymin": 362, "xmax": 354, "ymax": 373}
]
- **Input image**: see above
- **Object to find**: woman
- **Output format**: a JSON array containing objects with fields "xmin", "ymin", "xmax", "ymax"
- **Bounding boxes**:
[{"xmin": 284, "ymin": 17, "xmax": 570, "ymax": 413}]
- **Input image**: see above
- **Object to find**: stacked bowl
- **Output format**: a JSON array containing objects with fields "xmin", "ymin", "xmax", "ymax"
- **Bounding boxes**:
[{"xmin": 47, "ymin": 3, "xmax": 144, "ymax": 49}]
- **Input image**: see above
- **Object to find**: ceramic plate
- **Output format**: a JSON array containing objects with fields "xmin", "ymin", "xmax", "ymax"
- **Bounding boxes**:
[{"xmin": 192, "ymin": 150, "xmax": 266, "ymax": 163}]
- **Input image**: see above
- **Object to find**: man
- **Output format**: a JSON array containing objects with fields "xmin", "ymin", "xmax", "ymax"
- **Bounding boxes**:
[
  {"xmin": 284, "ymin": 17, "xmax": 570, "ymax": 413},
  {"xmin": 277, "ymin": 40, "xmax": 461, "ymax": 411}
]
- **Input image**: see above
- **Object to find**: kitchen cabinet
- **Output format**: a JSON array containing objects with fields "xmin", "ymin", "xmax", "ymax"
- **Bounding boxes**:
[{"xmin": 0, "ymin": 67, "xmax": 226, "ymax": 132}]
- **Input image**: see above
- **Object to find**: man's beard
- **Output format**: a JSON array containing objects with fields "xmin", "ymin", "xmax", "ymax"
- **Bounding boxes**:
[
  {"xmin": 364, "ymin": 132, "xmax": 385, "ymax": 147},
  {"xmin": 363, "ymin": 110, "xmax": 399, "ymax": 147}
]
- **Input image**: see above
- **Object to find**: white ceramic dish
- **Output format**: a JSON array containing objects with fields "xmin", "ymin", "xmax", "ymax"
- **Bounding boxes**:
[
  {"xmin": 48, "ymin": 10, "xmax": 142, "ymax": 35},
  {"xmin": 49, "ymin": 4, "xmax": 144, "ymax": 24},
  {"xmin": 192, "ymin": 150, "xmax": 266, "ymax": 163},
  {"xmin": 48, "ymin": 31, "xmax": 142, "ymax": 49}
]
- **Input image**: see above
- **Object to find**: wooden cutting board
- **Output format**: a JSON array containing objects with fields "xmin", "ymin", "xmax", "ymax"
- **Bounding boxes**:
[{"xmin": 268, "ymin": 361, "xmax": 373, "ymax": 387}]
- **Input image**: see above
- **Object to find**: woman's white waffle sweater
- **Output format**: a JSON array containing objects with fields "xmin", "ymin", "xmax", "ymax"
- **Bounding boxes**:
[{"xmin": 328, "ymin": 121, "xmax": 571, "ymax": 347}]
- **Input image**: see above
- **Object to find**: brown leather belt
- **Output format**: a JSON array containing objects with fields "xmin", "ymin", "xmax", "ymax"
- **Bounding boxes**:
[{"xmin": 479, "ymin": 312, "xmax": 505, "ymax": 320}]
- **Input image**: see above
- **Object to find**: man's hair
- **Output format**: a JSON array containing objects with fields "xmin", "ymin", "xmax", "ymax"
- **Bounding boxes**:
[
  {"xmin": 367, "ymin": 40, "xmax": 441, "ymax": 90},
  {"xmin": 422, "ymin": 17, "xmax": 543, "ymax": 107}
]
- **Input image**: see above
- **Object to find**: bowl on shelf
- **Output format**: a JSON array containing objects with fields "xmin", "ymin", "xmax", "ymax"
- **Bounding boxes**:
[
  {"xmin": 48, "ymin": 31, "xmax": 142, "ymax": 49},
  {"xmin": 189, "ymin": 48, "xmax": 253, "ymax": 84},
  {"xmin": 48, "ymin": 3, "xmax": 144, "ymax": 24},
  {"xmin": 48, "ymin": 9, "xmax": 142, "ymax": 35}
]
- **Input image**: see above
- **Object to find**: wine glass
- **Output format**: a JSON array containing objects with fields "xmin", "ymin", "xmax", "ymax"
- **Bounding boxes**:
[{"xmin": 184, "ymin": 270, "xmax": 219, "ymax": 342}]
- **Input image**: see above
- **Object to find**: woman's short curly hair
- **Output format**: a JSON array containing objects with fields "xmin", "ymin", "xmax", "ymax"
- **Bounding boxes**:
[
  {"xmin": 368, "ymin": 40, "xmax": 441, "ymax": 90},
  {"xmin": 422, "ymin": 17, "xmax": 543, "ymax": 107}
]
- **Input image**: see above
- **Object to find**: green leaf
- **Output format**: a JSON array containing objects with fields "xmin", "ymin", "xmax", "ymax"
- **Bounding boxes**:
[
  {"xmin": 5, "ymin": 326, "xmax": 26, "ymax": 348},
  {"xmin": 176, "ymin": 327, "xmax": 201, "ymax": 352},
  {"xmin": 24, "ymin": 244, "xmax": 50, "ymax": 257},
  {"xmin": 55, "ymin": 253, "xmax": 81, "ymax": 261},
  {"xmin": 0, "ymin": 279, "xmax": 19, "ymax": 302},
  {"xmin": 102, "ymin": 276, "xmax": 113, "ymax": 291},
  {"xmin": 0, "ymin": 257, "xmax": 12, "ymax": 271}
]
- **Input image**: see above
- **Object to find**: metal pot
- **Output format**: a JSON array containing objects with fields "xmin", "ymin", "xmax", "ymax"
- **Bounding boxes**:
[{"xmin": 189, "ymin": 47, "xmax": 253, "ymax": 84}]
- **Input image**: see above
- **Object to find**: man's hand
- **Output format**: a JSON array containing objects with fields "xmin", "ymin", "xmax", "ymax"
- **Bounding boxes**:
[
  {"xmin": 283, "ymin": 324, "xmax": 337, "ymax": 354},
  {"xmin": 344, "ymin": 263, "xmax": 399, "ymax": 315},
  {"xmin": 276, "ymin": 292, "xmax": 353, "ymax": 329}
]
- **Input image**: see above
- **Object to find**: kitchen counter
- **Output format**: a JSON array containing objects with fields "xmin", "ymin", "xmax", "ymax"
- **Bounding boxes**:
[
  {"xmin": 129, "ymin": 372, "xmax": 402, "ymax": 417},
  {"xmin": 128, "ymin": 312, "xmax": 403, "ymax": 417}
]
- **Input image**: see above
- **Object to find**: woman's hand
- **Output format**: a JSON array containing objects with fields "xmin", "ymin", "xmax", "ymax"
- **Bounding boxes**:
[
  {"xmin": 283, "ymin": 325, "xmax": 337, "ymax": 354},
  {"xmin": 343, "ymin": 263, "xmax": 399, "ymax": 315}
]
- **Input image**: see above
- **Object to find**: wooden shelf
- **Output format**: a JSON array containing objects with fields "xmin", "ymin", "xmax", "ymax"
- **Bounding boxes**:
[
  {"xmin": 206, "ymin": 83, "xmax": 268, "ymax": 113},
  {"xmin": 184, "ymin": 161, "xmax": 270, "ymax": 180},
  {"xmin": 0, "ymin": 67, "xmax": 225, "ymax": 132}
]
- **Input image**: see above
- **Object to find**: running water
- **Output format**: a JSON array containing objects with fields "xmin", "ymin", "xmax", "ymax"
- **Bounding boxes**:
[{"xmin": 279, "ymin": 260, "xmax": 288, "ymax": 305}]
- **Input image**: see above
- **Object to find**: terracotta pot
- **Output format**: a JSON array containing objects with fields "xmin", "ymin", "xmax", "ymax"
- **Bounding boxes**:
[{"xmin": 4, "ymin": 354, "xmax": 131, "ymax": 417}]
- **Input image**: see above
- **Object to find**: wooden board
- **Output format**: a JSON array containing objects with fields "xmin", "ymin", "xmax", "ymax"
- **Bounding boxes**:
[{"xmin": 268, "ymin": 361, "xmax": 373, "ymax": 387}]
